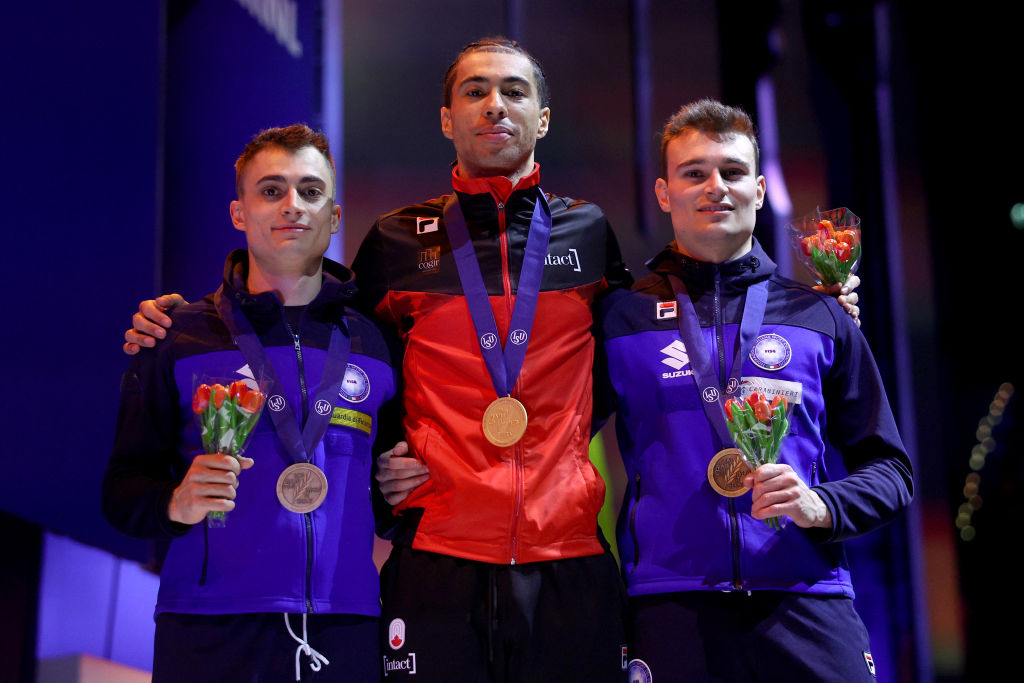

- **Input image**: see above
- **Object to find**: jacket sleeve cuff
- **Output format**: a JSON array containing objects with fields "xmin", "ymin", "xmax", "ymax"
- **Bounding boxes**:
[{"xmin": 807, "ymin": 485, "xmax": 840, "ymax": 543}]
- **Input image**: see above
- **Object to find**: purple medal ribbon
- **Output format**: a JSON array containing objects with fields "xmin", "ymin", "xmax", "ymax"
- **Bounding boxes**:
[
  {"xmin": 443, "ymin": 190, "xmax": 552, "ymax": 398},
  {"xmin": 214, "ymin": 287, "xmax": 351, "ymax": 463},
  {"xmin": 667, "ymin": 274, "xmax": 769, "ymax": 450}
]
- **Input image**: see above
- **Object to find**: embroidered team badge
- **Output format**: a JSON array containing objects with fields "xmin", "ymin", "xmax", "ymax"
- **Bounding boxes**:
[
  {"xmin": 749, "ymin": 333, "xmax": 792, "ymax": 371},
  {"xmin": 416, "ymin": 217, "xmax": 438, "ymax": 234},
  {"xmin": 627, "ymin": 659, "xmax": 653, "ymax": 683},
  {"xmin": 338, "ymin": 364, "xmax": 370, "ymax": 403}
]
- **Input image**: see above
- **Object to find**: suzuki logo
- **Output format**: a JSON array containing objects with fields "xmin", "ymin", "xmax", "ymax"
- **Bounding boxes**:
[{"xmin": 660, "ymin": 340, "xmax": 690, "ymax": 370}]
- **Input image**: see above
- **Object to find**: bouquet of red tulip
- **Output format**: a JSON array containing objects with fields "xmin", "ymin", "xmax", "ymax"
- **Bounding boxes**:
[
  {"xmin": 192, "ymin": 379, "xmax": 266, "ymax": 526},
  {"xmin": 787, "ymin": 207, "xmax": 861, "ymax": 287},
  {"xmin": 724, "ymin": 392, "xmax": 790, "ymax": 529}
]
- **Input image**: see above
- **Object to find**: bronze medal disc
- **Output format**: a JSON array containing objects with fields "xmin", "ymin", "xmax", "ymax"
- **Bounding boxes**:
[
  {"xmin": 482, "ymin": 396, "xmax": 528, "ymax": 447},
  {"xmin": 707, "ymin": 448, "xmax": 752, "ymax": 497},
  {"xmin": 276, "ymin": 463, "xmax": 329, "ymax": 513}
]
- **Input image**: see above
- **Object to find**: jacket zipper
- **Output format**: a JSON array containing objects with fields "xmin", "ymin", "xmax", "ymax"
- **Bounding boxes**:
[
  {"xmin": 200, "ymin": 518, "xmax": 209, "ymax": 586},
  {"xmin": 287, "ymin": 319, "xmax": 316, "ymax": 613},
  {"xmin": 496, "ymin": 197, "xmax": 523, "ymax": 565},
  {"xmin": 713, "ymin": 267, "xmax": 743, "ymax": 591}
]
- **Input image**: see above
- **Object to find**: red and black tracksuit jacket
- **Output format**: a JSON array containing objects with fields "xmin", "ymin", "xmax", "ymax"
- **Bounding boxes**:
[{"xmin": 352, "ymin": 165, "xmax": 631, "ymax": 564}]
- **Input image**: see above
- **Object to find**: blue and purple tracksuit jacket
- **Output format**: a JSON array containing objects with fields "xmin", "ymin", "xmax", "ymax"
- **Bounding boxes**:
[{"xmin": 597, "ymin": 239, "xmax": 913, "ymax": 598}]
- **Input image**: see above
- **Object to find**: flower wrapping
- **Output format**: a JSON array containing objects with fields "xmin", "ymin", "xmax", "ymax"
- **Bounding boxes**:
[
  {"xmin": 724, "ymin": 392, "xmax": 790, "ymax": 529},
  {"xmin": 786, "ymin": 207, "xmax": 861, "ymax": 287},
  {"xmin": 192, "ymin": 379, "xmax": 266, "ymax": 526}
]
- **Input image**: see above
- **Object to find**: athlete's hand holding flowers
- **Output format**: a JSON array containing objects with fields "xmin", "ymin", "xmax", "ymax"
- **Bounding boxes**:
[{"xmin": 168, "ymin": 380, "xmax": 265, "ymax": 527}]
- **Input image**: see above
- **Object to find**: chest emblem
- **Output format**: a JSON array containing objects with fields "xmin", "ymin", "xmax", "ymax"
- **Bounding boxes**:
[
  {"xmin": 749, "ymin": 333, "xmax": 792, "ymax": 371},
  {"xmin": 339, "ymin": 364, "xmax": 370, "ymax": 403}
]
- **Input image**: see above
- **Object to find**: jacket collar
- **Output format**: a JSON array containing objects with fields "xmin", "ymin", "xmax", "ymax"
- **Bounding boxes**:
[
  {"xmin": 646, "ymin": 238, "xmax": 776, "ymax": 293},
  {"xmin": 220, "ymin": 249, "xmax": 354, "ymax": 329},
  {"xmin": 450, "ymin": 162, "xmax": 541, "ymax": 203}
]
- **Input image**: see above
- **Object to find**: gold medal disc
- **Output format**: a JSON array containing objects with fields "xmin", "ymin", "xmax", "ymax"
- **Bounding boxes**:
[
  {"xmin": 276, "ymin": 462, "xmax": 329, "ymax": 513},
  {"xmin": 707, "ymin": 448, "xmax": 752, "ymax": 497},
  {"xmin": 482, "ymin": 396, "xmax": 528, "ymax": 447}
]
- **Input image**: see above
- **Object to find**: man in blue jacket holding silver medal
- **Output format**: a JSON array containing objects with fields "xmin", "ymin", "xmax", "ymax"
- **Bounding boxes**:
[
  {"xmin": 104, "ymin": 124, "xmax": 405, "ymax": 681},
  {"xmin": 598, "ymin": 99, "xmax": 913, "ymax": 682}
]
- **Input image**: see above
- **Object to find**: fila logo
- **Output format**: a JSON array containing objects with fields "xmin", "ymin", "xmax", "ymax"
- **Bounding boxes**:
[
  {"xmin": 656, "ymin": 301, "xmax": 677, "ymax": 320},
  {"xmin": 544, "ymin": 248, "xmax": 581, "ymax": 272},
  {"xmin": 863, "ymin": 651, "xmax": 876, "ymax": 676},
  {"xmin": 416, "ymin": 217, "xmax": 438, "ymax": 234},
  {"xmin": 660, "ymin": 340, "xmax": 690, "ymax": 370}
]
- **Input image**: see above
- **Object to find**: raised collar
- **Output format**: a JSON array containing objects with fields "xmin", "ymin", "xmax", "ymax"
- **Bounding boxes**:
[
  {"xmin": 450, "ymin": 162, "xmax": 541, "ymax": 202},
  {"xmin": 220, "ymin": 249, "xmax": 355, "ymax": 328},
  {"xmin": 646, "ymin": 238, "xmax": 776, "ymax": 293}
]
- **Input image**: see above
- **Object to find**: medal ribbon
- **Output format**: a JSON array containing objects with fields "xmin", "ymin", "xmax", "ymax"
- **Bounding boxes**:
[
  {"xmin": 443, "ymin": 190, "xmax": 553, "ymax": 398},
  {"xmin": 214, "ymin": 288, "xmax": 351, "ymax": 463},
  {"xmin": 667, "ymin": 274, "xmax": 769, "ymax": 450}
]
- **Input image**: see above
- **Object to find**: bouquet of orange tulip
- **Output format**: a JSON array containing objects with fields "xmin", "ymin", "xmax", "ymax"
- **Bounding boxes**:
[
  {"xmin": 787, "ymin": 207, "xmax": 861, "ymax": 287},
  {"xmin": 724, "ymin": 392, "xmax": 790, "ymax": 529},
  {"xmin": 192, "ymin": 379, "xmax": 266, "ymax": 526}
]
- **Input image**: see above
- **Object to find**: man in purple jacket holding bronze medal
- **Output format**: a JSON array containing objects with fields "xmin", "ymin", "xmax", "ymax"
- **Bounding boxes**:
[
  {"xmin": 597, "ymin": 100, "xmax": 913, "ymax": 682},
  {"xmin": 103, "ymin": 125, "xmax": 410, "ymax": 681}
]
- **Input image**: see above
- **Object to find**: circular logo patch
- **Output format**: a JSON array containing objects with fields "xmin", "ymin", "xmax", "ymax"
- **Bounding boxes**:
[
  {"xmin": 702, "ymin": 386, "xmax": 720, "ymax": 403},
  {"xmin": 627, "ymin": 659, "xmax": 653, "ymax": 683},
  {"xmin": 750, "ymin": 333, "xmax": 792, "ymax": 371},
  {"xmin": 480, "ymin": 333, "xmax": 499, "ymax": 350},
  {"xmin": 339, "ymin": 364, "xmax": 370, "ymax": 403},
  {"xmin": 314, "ymin": 399, "xmax": 333, "ymax": 416},
  {"xmin": 267, "ymin": 394, "xmax": 287, "ymax": 412},
  {"xmin": 509, "ymin": 329, "xmax": 528, "ymax": 345}
]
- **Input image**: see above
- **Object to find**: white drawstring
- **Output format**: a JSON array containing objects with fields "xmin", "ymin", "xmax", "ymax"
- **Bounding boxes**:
[{"xmin": 284, "ymin": 613, "xmax": 330, "ymax": 681}]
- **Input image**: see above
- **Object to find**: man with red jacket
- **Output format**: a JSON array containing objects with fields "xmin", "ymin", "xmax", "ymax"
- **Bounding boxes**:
[{"xmin": 358, "ymin": 37, "xmax": 631, "ymax": 681}]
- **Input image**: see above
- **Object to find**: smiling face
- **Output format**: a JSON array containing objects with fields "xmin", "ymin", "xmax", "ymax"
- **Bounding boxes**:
[
  {"xmin": 440, "ymin": 49, "xmax": 550, "ymax": 184},
  {"xmin": 229, "ymin": 144, "xmax": 340, "ymax": 276},
  {"xmin": 655, "ymin": 128, "xmax": 766, "ymax": 264}
]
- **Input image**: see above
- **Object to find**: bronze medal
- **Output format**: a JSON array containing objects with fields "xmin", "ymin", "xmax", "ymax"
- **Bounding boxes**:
[
  {"xmin": 276, "ymin": 462, "xmax": 329, "ymax": 513},
  {"xmin": 482, "ymin": 396, "xmax": 528, "ymax": 447},
  {"xmin": 707, "ymin": 448, "xmax": 752, "ymax": 497}
]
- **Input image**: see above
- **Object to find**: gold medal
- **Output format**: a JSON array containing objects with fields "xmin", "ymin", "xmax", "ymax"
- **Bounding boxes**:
[
  {"xmin": 482, "ymin": 396, "xmax": 528, "ymax": 447},
  {"xmin": 276, "ymin": 462, "xmax": 329, "ymax": 513},
  {"xmin": 707, "ymin": 448, "xmax": 752, "ymax": 497}
]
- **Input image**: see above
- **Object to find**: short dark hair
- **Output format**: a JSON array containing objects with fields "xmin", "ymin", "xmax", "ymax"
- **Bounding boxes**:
[
  {"xmin": 442, "ymin": 36, "xmax": 550, "ymax": 109},
  {"xmin": 234, "ymin": 124, "xmax": 336, "ymax": 199},
  {"xmin": 660, "ymin": 99, "xmax": 759, "ymax": 177}
]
